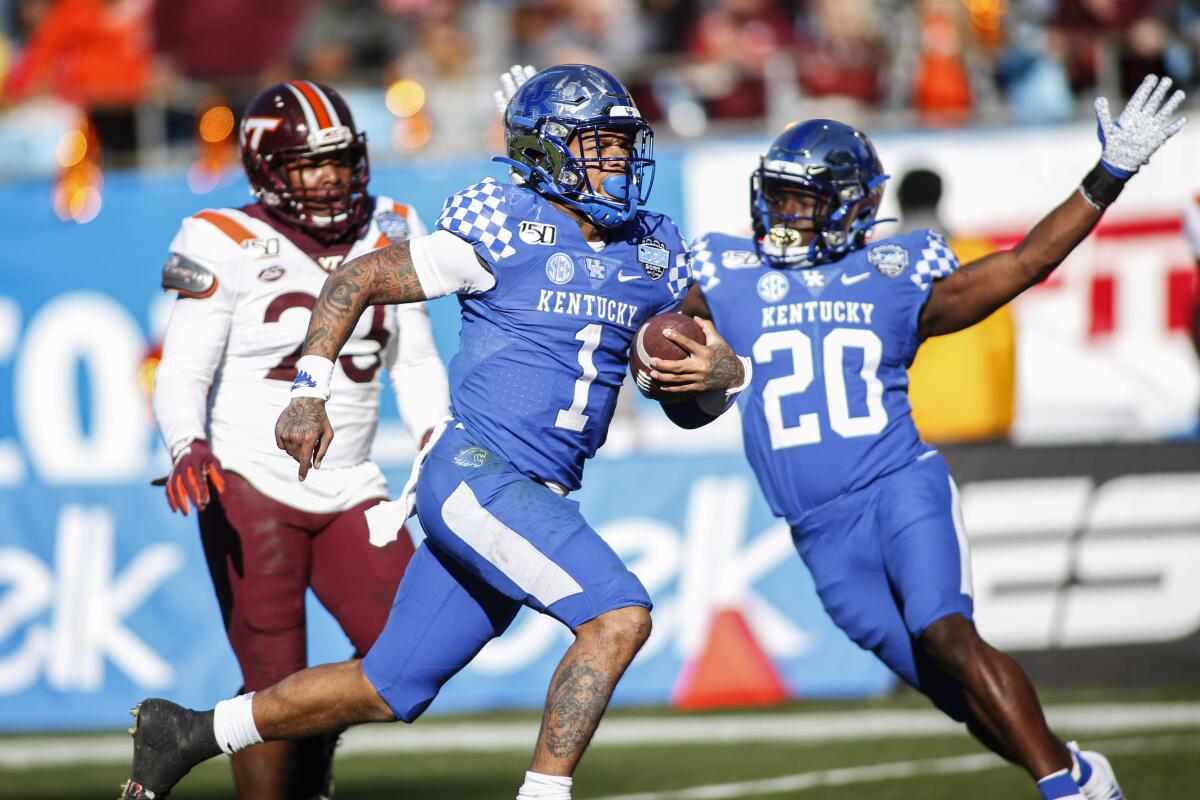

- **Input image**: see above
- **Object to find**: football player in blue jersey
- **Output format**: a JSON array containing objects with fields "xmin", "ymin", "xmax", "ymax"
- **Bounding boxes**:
[
  {"xmin": 667, "ymin": 75, "xmax": 1185, "ymax": 800},
  {"xmin": 121, "ymin": 64, "xmax": 750, "ymax": 800}
]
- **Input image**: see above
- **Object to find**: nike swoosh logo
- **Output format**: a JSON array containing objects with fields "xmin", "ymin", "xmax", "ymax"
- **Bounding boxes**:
[
  {"xmin": 617, "ymin": 272, "xmax": 642, "ymax": 282},
  {"xmin": 841, "ymin": 272, "xmax": 870, "ymax": 285}
]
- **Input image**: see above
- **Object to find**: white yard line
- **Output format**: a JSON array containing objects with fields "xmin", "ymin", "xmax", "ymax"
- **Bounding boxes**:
[
  {"xmin": 2, "ymin": 703, "xmax": 1199, "ymax": 769},
  {"xmin": 589, "ymin": 734, "xmax": 1200, "ymax": 800}
]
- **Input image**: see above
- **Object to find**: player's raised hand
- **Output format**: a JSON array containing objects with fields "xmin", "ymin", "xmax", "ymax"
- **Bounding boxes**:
[
  {"xmin": 650, "ymin": 317, "xmax": 746, "ymax": 393},
  {"xmin": 1095, "ymin": 74, "xmax": 1187, "ymax": 176},
  {"xmin": 275, "ymin": 397, "xmax": 334, "ymax": 481},
  {"xmin": 494, "ymin": 64, "xmax": 537, "ymax": 115}
]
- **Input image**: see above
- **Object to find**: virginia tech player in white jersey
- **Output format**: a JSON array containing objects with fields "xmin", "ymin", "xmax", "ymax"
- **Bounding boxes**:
[
  {"xmin": 154, "ymin": 198, "xmax": 447, "ymax": 511},
  {"xmin": 148, "ymin": 80, "xmax": 450, "ymax": 800}
]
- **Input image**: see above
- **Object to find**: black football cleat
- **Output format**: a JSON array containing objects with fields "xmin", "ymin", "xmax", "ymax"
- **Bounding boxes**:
[{"xmin": 120, "ymin": 699, "xmax": 222, "ymax": 799}]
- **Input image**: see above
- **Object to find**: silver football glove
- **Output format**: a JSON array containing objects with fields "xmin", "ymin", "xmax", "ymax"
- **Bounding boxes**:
[
  {"xmin": 493, "ymin": 64, "xmax": 537, "ymax": 116},
  {"xmin": 1094, "ymin": 74, "xmax": 1187, "ymax": 176}
]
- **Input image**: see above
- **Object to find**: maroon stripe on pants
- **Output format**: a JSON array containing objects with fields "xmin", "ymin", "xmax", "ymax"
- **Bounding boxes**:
[{"xmin": 198, "ymin": 471, "xmax": 414, "ymax": 692}]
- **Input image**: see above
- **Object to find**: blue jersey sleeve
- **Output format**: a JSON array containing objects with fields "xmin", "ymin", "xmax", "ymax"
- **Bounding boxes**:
[{"xmin": 435, "ymin": 178, "xmax": 519, "ymax": 270}]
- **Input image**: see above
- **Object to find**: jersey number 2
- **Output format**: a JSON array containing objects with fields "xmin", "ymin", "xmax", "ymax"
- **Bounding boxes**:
[
  {"xmin": 263, "ymin": 292, "xmax": 389, "ymax": 383},
  {"xmin": 752, "ymin": 328, "xmax": 887, "ymax": 449}
]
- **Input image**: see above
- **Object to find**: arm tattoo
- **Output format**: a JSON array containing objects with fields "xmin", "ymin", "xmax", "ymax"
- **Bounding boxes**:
[
  {"xmin": 542, "ymin": 663, "xmax": 612, "ymax": 758},
  {"xmin": 704, "ymin": 343, "xmax": 742, "ymax": 391},
  {"xmin": 302, "ymin": 242, "xmax": 427, "ymax": 359}
]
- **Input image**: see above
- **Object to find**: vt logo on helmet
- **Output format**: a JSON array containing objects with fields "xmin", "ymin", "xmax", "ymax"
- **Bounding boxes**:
[
  {"xmin": 239, "ymin": 81, "xmax": 371, "ymax": 241},
  {"xmin": 495, "ymin": 64, "xmax": 655, "ymax": 230},
  {"xmin": 751, "ymin": 120, "xmax": 890, "ymax": 268}
]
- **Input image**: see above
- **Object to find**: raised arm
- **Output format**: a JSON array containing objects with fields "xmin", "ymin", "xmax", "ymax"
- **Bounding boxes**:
[
  {"xmin": 918, "ymin": 192, "xmax": 1098, "ymax": 338},
  {"xmin": 275, "ymin": 241, "xmax": 427, "ymax": 479},
  {"xmin": 920, "ymin": 74, "xmax": 1186, "ymax": 339}
]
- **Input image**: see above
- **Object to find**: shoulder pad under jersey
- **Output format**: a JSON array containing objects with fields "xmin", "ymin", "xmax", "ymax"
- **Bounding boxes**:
[{"xmin": 162, "ymin": 253, "xmax": 218, "ymax": 298}]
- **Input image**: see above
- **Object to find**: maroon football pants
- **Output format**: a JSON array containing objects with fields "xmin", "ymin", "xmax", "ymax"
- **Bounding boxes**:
[{"xmin": 197, "ymin": 471, "xmax": 414, "ymax": 692}]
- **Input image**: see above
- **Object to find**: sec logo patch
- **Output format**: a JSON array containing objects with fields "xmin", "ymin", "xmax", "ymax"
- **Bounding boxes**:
[
  {"xmin": 757, "ymin": 271, "xmax": 789, "ymax": 303},
  {"xmin": 545, "ymin": 253, "xmax": 575, "ymax": 284}
]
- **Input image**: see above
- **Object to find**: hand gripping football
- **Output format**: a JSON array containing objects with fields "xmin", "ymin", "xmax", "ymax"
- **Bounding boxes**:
[{"xmin": 629, "ymin": 312, "xmax": 704, "ymax": 401}]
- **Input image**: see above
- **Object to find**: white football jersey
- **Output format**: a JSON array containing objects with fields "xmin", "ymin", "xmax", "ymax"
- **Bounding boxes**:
[{"xmin": 153, "ymin": 197, "xmax": 450, "ymax": 513}]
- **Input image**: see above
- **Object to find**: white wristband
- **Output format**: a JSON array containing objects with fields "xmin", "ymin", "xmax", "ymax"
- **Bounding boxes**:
[{"xmin": 291, "ymin": 355, "xmax": 334, "ymax": 401}]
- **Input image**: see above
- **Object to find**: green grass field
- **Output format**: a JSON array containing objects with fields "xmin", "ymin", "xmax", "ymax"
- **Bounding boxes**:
[{"xmin": 3, "ymin": 690, "xmax": 1197, "ymax": 799}]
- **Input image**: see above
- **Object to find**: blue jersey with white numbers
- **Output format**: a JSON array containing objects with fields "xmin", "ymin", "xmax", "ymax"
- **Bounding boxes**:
[
  {"xmin": 693, "ymin": 229, "xmax": 958, "ymax": 523},
  {"xmin": 439, "ymin": 178, "xmax": 691, "ymax": 490}
]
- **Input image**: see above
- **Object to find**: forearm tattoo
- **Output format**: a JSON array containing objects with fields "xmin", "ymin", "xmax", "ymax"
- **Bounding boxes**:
[
  {"xmin": 542, "ymin": 663, "xmax": 612, "ymax": 758},
  {"xmin": 303, "ymin": 242, "xmax": 426, "ymax": 359},
  {"xmin": 704, "ymin": 343, "xmax": 742, "ymax": 391}
]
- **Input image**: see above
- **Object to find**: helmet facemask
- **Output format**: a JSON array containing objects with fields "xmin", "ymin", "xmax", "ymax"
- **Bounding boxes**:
[
  {"xmin": 254, "ymin": 131, "xmax": 370, "ymax": 242},
  {"xmin": 752, "ymin": 161, "xmax": 885, "ymax": 268},
  {"xmin": 506, "ymin": 116, "xmax": 655, "ymax": 229},
  {"xmin": 748, "ymin": 119, "xmax": 891, "ymax": 269}
]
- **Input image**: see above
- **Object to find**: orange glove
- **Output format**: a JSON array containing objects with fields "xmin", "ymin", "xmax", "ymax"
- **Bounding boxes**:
[{"xmin": 163, "ymin": 440, "xmax": 226, "ymax": 515}]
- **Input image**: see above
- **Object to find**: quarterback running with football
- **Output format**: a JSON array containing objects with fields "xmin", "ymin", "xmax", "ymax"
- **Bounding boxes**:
[
  {"xmin": 124, "ymin": 65, "xmax": 748, "ymax": 800},
  {"xmin": 665, "ymin": 76, "xmax": 1185, "ymax": 799},
  {"xmin": 151, "ymin": 81, "xmax": 449, "ymax": 799}
]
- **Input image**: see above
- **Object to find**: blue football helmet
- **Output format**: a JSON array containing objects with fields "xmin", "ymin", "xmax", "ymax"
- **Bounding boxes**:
[
  {"xmin": 751, "ymin": 120, "xmax": 889, "ymax": 268},
  {"xmin": 495, "ymin": 64, "xmax": 655, "ymax": 229}
]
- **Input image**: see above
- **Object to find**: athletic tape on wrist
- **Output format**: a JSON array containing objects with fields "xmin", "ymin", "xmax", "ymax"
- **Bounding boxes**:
[{"xmin": 291, "ymin": 355, "xmax": 334, "ymax": 401}]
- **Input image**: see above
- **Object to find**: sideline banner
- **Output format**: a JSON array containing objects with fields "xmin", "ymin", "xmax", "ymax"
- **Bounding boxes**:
[
  {"xmin": 0, "ymin": 457, "xmax": 894, "ymax": 732},
  {"xmin": 943, "ymin": 440, "xmax": 1200, "ymax": 686}
]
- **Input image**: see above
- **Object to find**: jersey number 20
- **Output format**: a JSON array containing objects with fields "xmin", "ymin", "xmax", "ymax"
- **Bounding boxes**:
[{"xmin": 753, "ymin": 328, "xmax": 887, "ymax": 449}]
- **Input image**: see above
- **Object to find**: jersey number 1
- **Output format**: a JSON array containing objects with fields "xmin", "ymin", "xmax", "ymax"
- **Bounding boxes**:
[
  {"xmin": 752, "ymin": 328, "xmax": 887, "ymax": 449},
  {"xmin": 555, "ymin": 323, "xmax": 602, "ymax": 432}
]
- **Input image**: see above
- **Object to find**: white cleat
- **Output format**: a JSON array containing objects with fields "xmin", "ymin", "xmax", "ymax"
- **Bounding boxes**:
[{"xmin": 1069, "ymin": 741, "xmax": 1126, "ymax": 800}]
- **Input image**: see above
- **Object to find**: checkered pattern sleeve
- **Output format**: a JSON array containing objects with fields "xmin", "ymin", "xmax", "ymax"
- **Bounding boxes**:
[
  {"xmin": 908, "ymin": 230, "xmax": 960, "ymax": 291},
  {"xmin": 435, "ymin": 178, "xmax": 518, "ymax": 265},
  {"xmin": 667, "ymin": 239, "xmax": 693, "ymax": 302},
  {"xmin": 690, "ymin": 234, "xmax": 720, "ymax": 294}
]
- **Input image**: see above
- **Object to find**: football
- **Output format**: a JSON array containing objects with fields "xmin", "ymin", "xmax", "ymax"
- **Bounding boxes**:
[{"xmin": 629, "ymin": 312, "xmax": 704, "ymax": 401}]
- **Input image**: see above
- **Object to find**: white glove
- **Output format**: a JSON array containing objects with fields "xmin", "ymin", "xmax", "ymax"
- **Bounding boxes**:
[
  {"xmin": 493, "ymin": 64, "xmax": 537, "ymax": 116},
  {"xmin": 1094, "ymin": 74, "xmax": 1187, "ymax": 177}
]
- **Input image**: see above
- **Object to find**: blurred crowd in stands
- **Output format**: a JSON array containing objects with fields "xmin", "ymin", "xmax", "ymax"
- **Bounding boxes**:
[{"xmin": 1, "ymin": 0, "xmax": 1197, "ymax": 167}]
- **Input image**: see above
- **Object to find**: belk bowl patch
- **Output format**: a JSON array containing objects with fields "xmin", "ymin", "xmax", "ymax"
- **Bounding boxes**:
[
  {"xmin": 638, "ymin": 238, "xmax": 669, "ymax": 280},
  {"xmin": 375, "ymin": 211, "xmax": 411, "ymax": 242},
  {"xmin": 867, "ymin": 243, "xmax": 908, "ymax": 277}
]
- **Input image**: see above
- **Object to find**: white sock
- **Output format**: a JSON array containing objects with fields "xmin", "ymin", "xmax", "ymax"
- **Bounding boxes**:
[
  {"xmin": 516, "ymin": 770, "xmax": 572, "ymax": 800},
  {"xmin": 212, "ymin": 692, "xmax": 263, "ymax": 754}
]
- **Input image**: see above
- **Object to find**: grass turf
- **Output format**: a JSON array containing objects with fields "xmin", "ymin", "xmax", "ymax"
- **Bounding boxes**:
[{"xmin": 2, "ymin": 693, "xmax": 1197, "ymax": 799}]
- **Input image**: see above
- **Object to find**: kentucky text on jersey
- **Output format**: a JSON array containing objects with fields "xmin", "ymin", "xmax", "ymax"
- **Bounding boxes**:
[
  {"xmin": 437, "ymin": 178, "xmax": 690, "ymax": 490},
  {"xmin": 536, "ymin": 290, "xmax": 639, "ymax": 328},
  {"xmin": 761, "ymin": 300, "xmax": 875, "ymax": 327}
]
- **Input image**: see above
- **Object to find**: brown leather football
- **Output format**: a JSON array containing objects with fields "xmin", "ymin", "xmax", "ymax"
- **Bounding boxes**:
[{"xmin": 629, "ymin": 312, "xmax": 704, "ymax": 401}]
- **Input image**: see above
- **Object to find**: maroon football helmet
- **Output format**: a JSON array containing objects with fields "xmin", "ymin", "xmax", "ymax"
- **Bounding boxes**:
[{"xmin": 239, "ymin": 81, "xmax": 371, "ymax": 240}]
